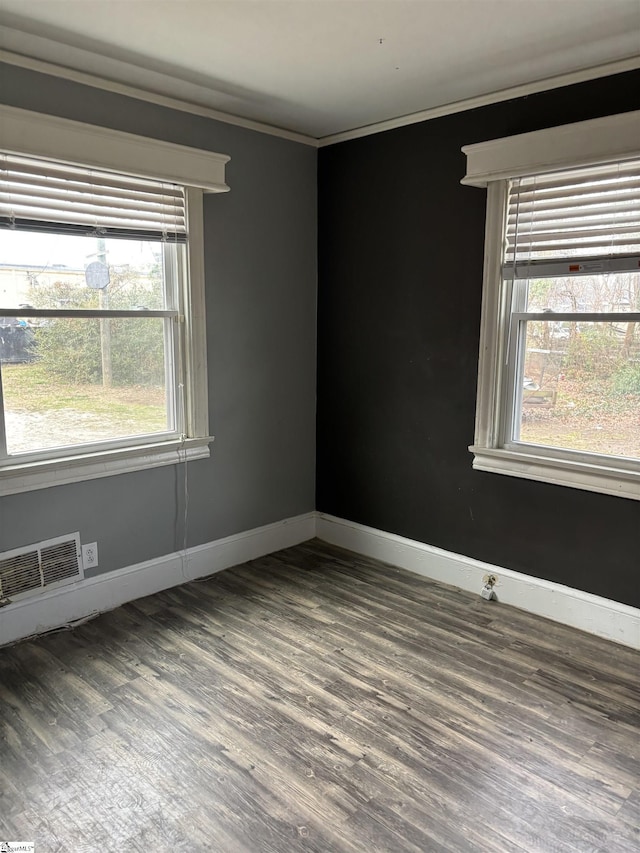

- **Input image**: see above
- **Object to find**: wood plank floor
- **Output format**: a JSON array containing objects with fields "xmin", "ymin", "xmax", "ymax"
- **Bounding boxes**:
[{"xmin": 1, "ymin": 539, "xmax": 639, "ymax": 852}]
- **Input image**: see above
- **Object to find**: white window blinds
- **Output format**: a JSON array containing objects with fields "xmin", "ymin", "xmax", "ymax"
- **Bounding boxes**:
[
  {"xmin": 504, "ymin": 159, "xmax": 640, "ymax": 277},
  {"xmin": 0, "ymin": 154, "xmax": 186, "ymax": 242}
]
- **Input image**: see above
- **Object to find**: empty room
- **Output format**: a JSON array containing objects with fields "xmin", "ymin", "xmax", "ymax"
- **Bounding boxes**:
[{"xmin": 0, "ymin": 1, "xmax": 639, "ymax": 851}]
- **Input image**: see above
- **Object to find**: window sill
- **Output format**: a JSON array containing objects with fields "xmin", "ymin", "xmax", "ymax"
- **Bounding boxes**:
[
  {"xmin": 469, "ymin": 445, "xmax": 640, "ymax": 501},
  {"xmin": 0, "ymin": 437, "xmax": 212, "ymax": 497}
]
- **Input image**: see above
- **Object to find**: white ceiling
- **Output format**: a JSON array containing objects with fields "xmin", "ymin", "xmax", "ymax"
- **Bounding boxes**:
[{"xmin": 0, "ymin": 1, "xmax": 638, "ymax": 140}]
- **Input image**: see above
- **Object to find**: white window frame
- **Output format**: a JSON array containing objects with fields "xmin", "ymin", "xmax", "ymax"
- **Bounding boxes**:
[
  {"xmin": 462, "ymin": 109, "xmax": 640, "ymax": 501},
  {"xmin": 0, "ymin": 105, "xmax": 229, "ymax": 496}
]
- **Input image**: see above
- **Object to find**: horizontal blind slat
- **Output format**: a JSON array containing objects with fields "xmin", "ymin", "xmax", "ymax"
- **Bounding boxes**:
[
  {"xmin": 0, "ymin": 199, "xmax": 186, "ymax": 227},
  {"xmin": 2, "ymin": 181, "xmax": 184, "ymax": 210},
  {"xmin": 514, "ymin": 161, "xmax": 640, "ymax": 193},
  {"xmin": 508, "ymin": 196, "xmax": 640, "ymax": 218},
  {"xmin": 3, "ymin": 158, "xmax": 183, "ymax": 197},
  {"xmin": 507, "ymin": 219, "xmax": 639, "ymax": 237},
  {"xmin": 0, "ymin": 153, "xmax": 186, "ymax": 237},
  {"xmin": 0, "ymin": 218, "xmax": 187, "ymax": 242},
  {"xmin": 507, "ymin": 218, "xmax": 640, "ymax": 236},
  {"xmin": 507, "ymin": 159, "xmax": 640, "ymax": 263},
  {"xmin": 511, "ymin": 183, "xmax": 640, "ymax": 206},
  {"xmin": 508, "ymin": 236, "xmax": 640, "ymax": 254}
]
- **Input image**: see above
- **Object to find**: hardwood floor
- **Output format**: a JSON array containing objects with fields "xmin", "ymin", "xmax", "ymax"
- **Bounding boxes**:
[{"xmin": 1, "ymin": 539, "xmax": 639, "ymax": 852}]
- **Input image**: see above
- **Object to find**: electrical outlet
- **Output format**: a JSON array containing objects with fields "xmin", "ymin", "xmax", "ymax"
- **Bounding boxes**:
[
  {"xmin": 481, "ymin": 584, "xmax": 496, "ymax": 601},
  {"xmin": 82, "ymin": 542, "xmax": 99, "ymax": 569},
  {"xmin": 481, "ymin": 573, "xmax": 498, "ymax": 601}
]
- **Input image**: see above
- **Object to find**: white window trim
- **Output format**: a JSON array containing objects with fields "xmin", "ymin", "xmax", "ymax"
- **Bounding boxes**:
[
  {"xmin": 463, "ymin": 110, "xmax": 640, "ymax": 501},
  {"xmin": 0, "ymin": 106, "xmax": 229, "ymax": 496},
  {"xmin": 461, "ymin": 109, "xmax": 640, "ymax": 188},
  {"xmin": 0, "ymin": 105, "xmax": 230, "ymax": 191},
  {"xmin": 0, "ymin": 440, "xmax": 212, "ymax": 497}
]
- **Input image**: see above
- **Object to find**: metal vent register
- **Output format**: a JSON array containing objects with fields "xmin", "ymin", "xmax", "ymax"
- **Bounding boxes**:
[{"xmin": 0, "ymin": 533, "xmax": 84, "ymax": 604}]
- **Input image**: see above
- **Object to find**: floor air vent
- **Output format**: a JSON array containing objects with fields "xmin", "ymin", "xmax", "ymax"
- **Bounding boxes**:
[{"xmin": 0, "ymin": 533, "xmax": 84, "ymax": 604}]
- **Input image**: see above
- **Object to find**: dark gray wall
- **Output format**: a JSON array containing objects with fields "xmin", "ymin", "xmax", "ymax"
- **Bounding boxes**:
[
  {"xmin": 0, "ymin": 64, "xmax": 317, "ymax": 576},
  {"xmin": 317, "ymin": 70, "xmax": 640, "ymax": 608}
]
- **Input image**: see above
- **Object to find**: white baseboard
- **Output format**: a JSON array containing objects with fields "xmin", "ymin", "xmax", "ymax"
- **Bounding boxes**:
[
  {"xmin": 3, "ymin": 509, "xmax": 638, "ymax": 651},
  {"xmin": 0, "ymin": 512, "xmax": 316, "ymax": 648},
  {"xmin": 316, "ymin": 513, "xmax": 640, "ymax": 650}
]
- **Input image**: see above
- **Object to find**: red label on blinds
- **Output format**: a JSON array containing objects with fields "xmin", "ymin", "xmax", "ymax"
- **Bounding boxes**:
[{"xmin": 568, "ymin": 261, "xmax": 605, "ymax": 273}]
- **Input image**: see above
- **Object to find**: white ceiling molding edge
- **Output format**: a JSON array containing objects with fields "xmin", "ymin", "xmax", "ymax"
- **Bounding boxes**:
[
  {"xmin": 1, "ymin": 41, "xmax": 638, "ymax": 149},
  {"xmin": 319, "ymin": 55, "xmax": 640, "ymax": 147},
  {"xmin": 0, "ymin": 47, "xmax": 319, "ymax": 148}
]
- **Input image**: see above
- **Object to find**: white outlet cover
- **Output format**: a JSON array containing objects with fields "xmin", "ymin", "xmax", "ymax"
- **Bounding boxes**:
[{"xmin": 82, "ymin": 542, "xmax": 99, "ymax": 569}]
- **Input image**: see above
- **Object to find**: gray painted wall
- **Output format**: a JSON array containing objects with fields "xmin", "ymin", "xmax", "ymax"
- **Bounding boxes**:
[{"xmin": 0, "ymin": 64, "xmax": 317, "ymax": 577}]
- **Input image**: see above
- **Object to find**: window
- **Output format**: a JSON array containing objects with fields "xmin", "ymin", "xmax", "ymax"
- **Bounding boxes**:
[
  {"xmin": 463, "ymin": 109, "xmax": 640, "ymax": 500},
  {"xmin": 0, "ymin": 105, "xmax": 229, "ymax": 495}
]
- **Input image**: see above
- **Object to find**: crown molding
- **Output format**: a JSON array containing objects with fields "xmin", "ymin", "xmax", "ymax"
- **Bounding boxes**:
[
  {"xmin": 317, "ymin": 55, "xmax": 640, "ymax": 147},
  {"xmin": 1, "ymin": 44, "xmax": 638, "ymax": 150},
  {"xmin": 0, "ymin": 48, "xmax": 320, "ymax": 148}
]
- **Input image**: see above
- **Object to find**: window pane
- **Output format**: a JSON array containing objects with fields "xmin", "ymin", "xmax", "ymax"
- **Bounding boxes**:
[
  {"xmin": 515, "ymin": 320, "xmax": 640, "ymax": 459},
  {"xmin": 526, "ymin": 271, "xmax": 640, "ymax": 313},
  {"xmin": 0, "ymin": 229, "xmax": 170, "ymax": 311},
  {"xmin": 1, "ymin": 317, "xmax": 172, "ymax": 455}
]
